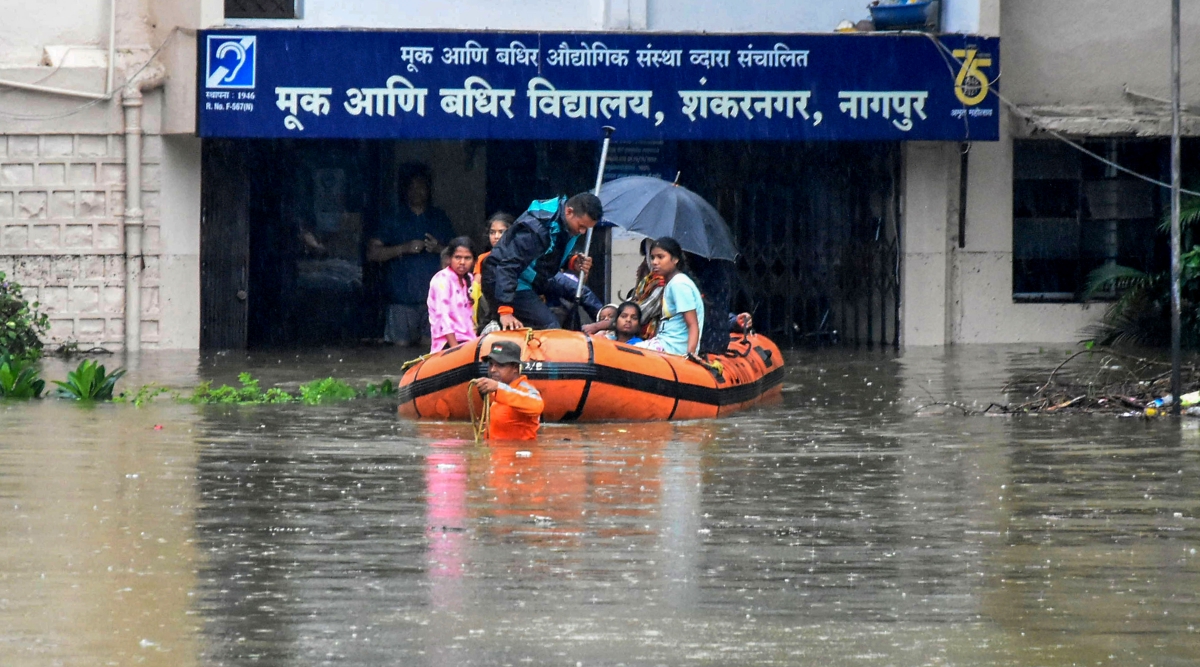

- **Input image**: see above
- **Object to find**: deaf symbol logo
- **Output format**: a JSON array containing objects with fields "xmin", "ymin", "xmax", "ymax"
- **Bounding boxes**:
[{"xmin": 206, "ymin": 35, "xmax": 257, "ymax": 89}]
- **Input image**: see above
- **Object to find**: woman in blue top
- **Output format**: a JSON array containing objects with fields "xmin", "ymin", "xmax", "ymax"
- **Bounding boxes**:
[{"xmin": 636, "ymin": 237, "xmax": 704, "ymax": 356}]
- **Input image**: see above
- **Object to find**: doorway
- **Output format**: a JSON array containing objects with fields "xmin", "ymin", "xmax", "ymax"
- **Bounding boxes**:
[{"xmin": 201, "ymin": 139, "xmax": 900, "ymax": 349}]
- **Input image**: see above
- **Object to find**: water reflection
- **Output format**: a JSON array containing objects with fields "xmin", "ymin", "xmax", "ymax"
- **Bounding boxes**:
[{"xmin": 1, "ymin": 346, "xmax": 1199, "ymax": 665}]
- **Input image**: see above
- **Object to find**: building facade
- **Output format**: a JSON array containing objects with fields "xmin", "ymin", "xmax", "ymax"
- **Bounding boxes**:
[{"xmin": 0, "ymin": 0, "xmax": 1193, "ymax": 350}]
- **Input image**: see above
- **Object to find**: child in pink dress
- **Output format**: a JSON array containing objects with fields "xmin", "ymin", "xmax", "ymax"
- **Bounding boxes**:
[{"xmin": 427, "ymin": 237, "xmax": 478, "ymax": 353}]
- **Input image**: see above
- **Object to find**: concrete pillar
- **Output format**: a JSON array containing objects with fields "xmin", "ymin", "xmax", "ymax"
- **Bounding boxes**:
[
  {"xmin": 900, "ymin": 142, "xmax": 959, "ymax": 346},
  {"xmin": 158, "ymin": 135, "xmax": 201, "ymax": 348},
  {"xmin": 609, "ymin": 229, "xmax": 644, "ymax": 303}
]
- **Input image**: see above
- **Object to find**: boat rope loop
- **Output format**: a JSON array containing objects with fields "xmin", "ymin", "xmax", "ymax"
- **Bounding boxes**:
[
  {"xmin": 401, "ymin": 351, "xmax": 434, "ymax": 372},
  {"xmin": 466, "ymin": 379, "xmax": 492, "ymax": 443},
  {"xmin": 524, "ymin": 328, "xmax": 541, "ymax": 350}
]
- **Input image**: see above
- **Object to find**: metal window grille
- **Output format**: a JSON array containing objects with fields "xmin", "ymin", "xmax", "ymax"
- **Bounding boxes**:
[
  {"xmin": 225, "ymin": 0, "xmax": 297, "ymax": 19},
  {"xmin": 1012, "ymin": 139, "xmax": 1164, "ymax": 302}
]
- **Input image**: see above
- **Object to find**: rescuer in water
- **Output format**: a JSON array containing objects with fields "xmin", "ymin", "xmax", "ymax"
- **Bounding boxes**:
[{"xmin": 473, "ymin": 340, "xmax": 544, "ymax": 440}]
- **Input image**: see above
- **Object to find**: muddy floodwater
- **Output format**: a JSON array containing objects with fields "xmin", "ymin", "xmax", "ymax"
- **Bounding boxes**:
[{"xmin": 2, "ymin": 346, "xmax": 1198, "ymax": 666}]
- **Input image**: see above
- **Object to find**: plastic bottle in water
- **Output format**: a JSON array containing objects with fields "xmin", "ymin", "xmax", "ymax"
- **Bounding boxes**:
[{"xmin": 1145, "ymin": 391, "xmax": 1200, "ymax": 416}]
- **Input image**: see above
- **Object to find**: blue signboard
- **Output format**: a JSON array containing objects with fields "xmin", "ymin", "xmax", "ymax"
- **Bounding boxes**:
[{"xmin": 198, "ymin": 30, "xmax": 998, "ymax": 141}]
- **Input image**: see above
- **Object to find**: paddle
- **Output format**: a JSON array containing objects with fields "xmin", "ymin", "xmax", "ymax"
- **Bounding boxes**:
[{"xmin": 567, "ymin": 125, "xmax": 615, "ymax": 330}]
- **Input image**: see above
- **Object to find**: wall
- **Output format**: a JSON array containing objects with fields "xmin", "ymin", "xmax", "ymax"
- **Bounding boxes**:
[
  {"xmin": 1002, "ymin": 0, "xmax": 1200, "ymax": 111},
  {"xmin": 900, "ymin": 142, "xmax": 955, "ymax": 346},
  {"xmin": 0, "ymin": 0, "xmax": 111, "ymax": 66},
  {"xmin": 0, "ymin": 124, "xmax": 164, "ymax": 347},
  {"xmin": 152, "ymin": 0, "xmax": 224, "ymax": 135},
  {"xmin": 227, "ymin": 0, "xmax": 874, "ymax": 33},
  {"xmin": 645, "ymin": 0, "xmax": 868, "ymax": 33},
  {"xmin": 901, "ymin": 117, "xmax": 1103, "ymax": 346},
  {"xmin": 950, "ymin": 111, "xmax": 1101, "ymax": 344},
  {"xmin": 943, "ymin": 0, "xmax": 1198, "ymax": 343},
  {"xmin": 898, "ymin": 0, "xmax": 1200, "ymax": 346},
  {"xmin": 0, "ymin": 0, "xmax": 219, "ymax": 350},
  {"xmin": 0, "ymin": 0, "xmax": 157, "ymax": 66},
  {"xmin": 158, "ymin": 136, "xmax": 201, "ymax": 348},
  {"xmin": 941, "ymin": 0, "xmax": 980, "ymax": 34}
]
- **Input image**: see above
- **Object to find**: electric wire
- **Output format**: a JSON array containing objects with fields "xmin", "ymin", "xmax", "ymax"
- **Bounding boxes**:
[
  {"xmin": 915, "ymin": 31, "xmax": 1200, "ymax": 198},
  {"xmin": 0, "ymin": 28, "xmax": 178, "ymax": 121}
]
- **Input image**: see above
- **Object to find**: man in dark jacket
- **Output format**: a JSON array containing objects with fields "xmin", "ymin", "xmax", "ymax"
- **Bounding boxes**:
[{"xmin": 482, "ymin": 192, "xmax": 602, "ymax": 330}]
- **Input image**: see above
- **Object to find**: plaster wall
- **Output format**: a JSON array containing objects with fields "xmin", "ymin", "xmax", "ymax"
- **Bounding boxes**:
[
  {"xmin": 0, "ymin": 0, "xmax": 155, "ymax": 67},
  {"xmin": 941, "ymin": 0, "xmax": 981, "ymax": 35},
  {"xmin": 157, "ymin": 135, "xmax": 201, "ymax": 348},
  {"xmin": 900, "ymin": 111, "xmax": 1102, "ymax": 347},
  {"xmin": 949, "ymin": 110, "xmax": 1100, "ymax": 344},
  {"xmin": 900, "ymin": 142, "xmax": 955, "ymax": 346},
  {"xmin": 151, "ymin": 0, "xmax": 225, "ymax": 135},
  {"xmin": 226, "ymin": 0, "xmax": 876, "ymax": 33},
  {"xmin": 1002, "ymin": 0, "xmax": 1200, "ymax": 109},
  {"xmin": 0, "ymin": 0, "xmax": 112, "ymax": 66}
]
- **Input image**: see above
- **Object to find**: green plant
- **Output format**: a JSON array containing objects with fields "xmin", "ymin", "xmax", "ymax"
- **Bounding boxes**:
[
  {"xmin": 298, "ymin": 377, "xmax": 358, "ymax": 405},
  {"xmin": 0, "ymin": 271, "xmax": 49, "ymax": 361},
  {"xmin": 365, "ymin": 378, "xmax": 397, "ymax": 397},
  {"xmin": 53, "ymin": 341, "xmax": 82, "ymax": 357},
  {"xmin": 1084, "ymin": 194, "xmax": 1200, "ymax": 348},
  {"xmin": 1157, "ymin": 193, "xmax": 1200, "ymax": 233},
  {"xmin": 117, "ymin": 383, "xmax": 169, "ymax": 407},
  {"xmin": 52, "ymin": 359, "xmax": 126, "ymax": 401},
  {"xmin": 187, "ymin": 372, "xmax": 293, "ymax": 404},
  {"xmin": 0, "ymin": 354, "xmax": 45, "ymax": 399}
]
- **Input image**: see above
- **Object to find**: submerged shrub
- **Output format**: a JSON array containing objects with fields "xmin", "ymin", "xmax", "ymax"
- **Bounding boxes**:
[
  {"xmin": 1086, "ymin": 196, "xmax": 1200, "ymax": 348},
  {"xmin": 0, "ymin": 271, "xmax": 49, "ymax": 362},
  {"xmin": 188, "ymin": 372, "xmax": 294, "ymax": 405},
  {"xmin": 52, "ymin": 359, "xmax": 126, "ymax": 401},
  {"xmin": 116, "ymin": 384, "xmax": 170, "ymax": 407},
  {"xmin": 120, "ymin": 373, "xmax": 394, "ymax": 407},
  {"xmin": 365, "ymin": 378, "xmax": 397, "ymax": 397},
  {"xmin": 298, "ymin": 377, "xmax": 358, "ymax": 405},
  {"xmin": 0, "ymin": 354, "xmax": 45, "ymax": 399}
]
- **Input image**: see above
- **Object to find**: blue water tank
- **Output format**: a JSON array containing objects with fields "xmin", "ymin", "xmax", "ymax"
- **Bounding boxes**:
[{"xmin": 869, "ymin": 1, "xmax": 940, "ymax": 31}]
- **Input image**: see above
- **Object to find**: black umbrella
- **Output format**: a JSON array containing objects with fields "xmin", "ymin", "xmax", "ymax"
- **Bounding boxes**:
[{"xmin": 599, "ymin": 176, "xmax": 738, "ymax": 261}]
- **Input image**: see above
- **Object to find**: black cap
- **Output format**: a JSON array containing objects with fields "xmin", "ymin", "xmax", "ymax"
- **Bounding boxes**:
[{"xmin": 482, "ymin": 340, "xmax": 523, "ymax": 366}]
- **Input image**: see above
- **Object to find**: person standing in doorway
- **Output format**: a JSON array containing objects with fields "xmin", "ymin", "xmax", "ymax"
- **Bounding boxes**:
[
  {"xmin": 472, "ymin": 212, "xmax": 514, "ymax": 328},
  {"xmin": 427, "ymin": 237, "xmax": 478, "ymax": 353},
  {"xmin": 368, "ymin": 166, "xmax": 455, "ymax": 346}
]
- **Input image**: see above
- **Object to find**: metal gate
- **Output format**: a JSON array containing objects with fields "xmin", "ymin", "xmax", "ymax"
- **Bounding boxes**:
[{"xmin": 681, "ymin": 142, "xmax": 901, "ymax": 348}]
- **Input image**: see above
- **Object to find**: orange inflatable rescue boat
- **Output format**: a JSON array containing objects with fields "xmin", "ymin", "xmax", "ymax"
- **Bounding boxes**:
[{"xmin": 397, "ymin": 330, "xmax": 783, "ymax": 422}]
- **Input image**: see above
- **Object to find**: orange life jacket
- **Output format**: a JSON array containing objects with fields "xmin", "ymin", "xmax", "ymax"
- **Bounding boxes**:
[{"xmin": 486, "ymin": 374, "xmax": 543, "ymax": 441}]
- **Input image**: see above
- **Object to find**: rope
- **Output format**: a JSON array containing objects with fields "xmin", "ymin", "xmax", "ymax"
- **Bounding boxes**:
[
  {"xmin": 465, "ymin": 331, "xmax": 536, "ymax": 441},
  {"xmin": 467, "ymin": 379, "xmax": 492, "ymax": 443},
  {"xmin": 401, "ymin": 351, "xmax": 434, "ymax": 372}
]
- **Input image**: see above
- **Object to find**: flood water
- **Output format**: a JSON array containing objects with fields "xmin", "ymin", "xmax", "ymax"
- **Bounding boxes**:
[{"xmin": 2, "ymin": 345, "xmax": 1198, "ymax": 666}]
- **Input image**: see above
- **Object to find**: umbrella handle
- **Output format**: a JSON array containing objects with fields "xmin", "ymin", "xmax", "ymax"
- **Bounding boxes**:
[{"xmin": 576, "ymin": 126, "xmax": 615, "ymax": 299}]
